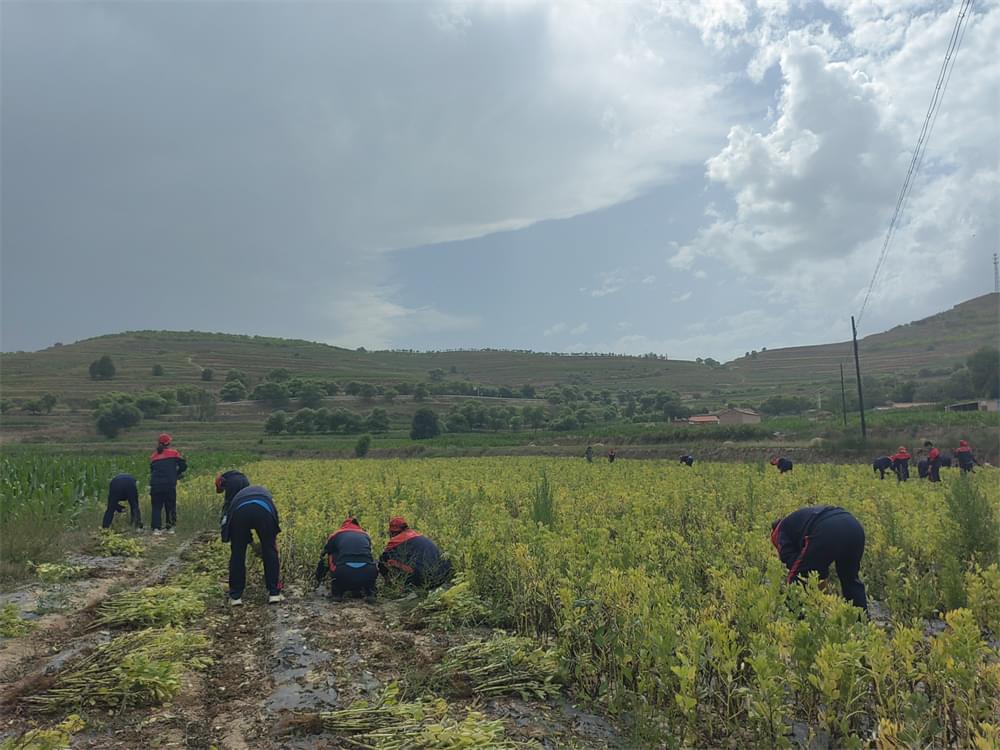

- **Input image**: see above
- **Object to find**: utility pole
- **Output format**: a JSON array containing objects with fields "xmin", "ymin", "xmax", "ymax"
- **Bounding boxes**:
[
  {"xmin": 851, "ymin": 316, "xmax": 867, "ymax": 439},
  {"xmin": 839, "ymin": 363, "xmax": 848, "ymax": 426},
  {"xmin": 994, "ymin": 253, "xmax": 999, "ymax": 294}
]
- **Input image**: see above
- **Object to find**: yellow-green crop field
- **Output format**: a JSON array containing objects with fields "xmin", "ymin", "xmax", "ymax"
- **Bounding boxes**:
[{"xmin": 178, "ymin": 458, "xmax": 1000, "ymax": 748}]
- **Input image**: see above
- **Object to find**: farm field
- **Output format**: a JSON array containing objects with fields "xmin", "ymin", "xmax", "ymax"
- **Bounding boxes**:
[{"xmin": 1, "ymin": 456, "xmax": 998, "ymax": 749}]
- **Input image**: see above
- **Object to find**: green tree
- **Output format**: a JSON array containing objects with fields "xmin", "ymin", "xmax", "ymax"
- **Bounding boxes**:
[
  {"xmin": 151, "ymin": 364, "xmax": 165, "ymax": 376},
  {"xmin": 354, "ymin": 434, "xmax": 372, "ymax": 457},
  {"xmin": 413, "ymin": 383, "xmax": 429, "ymax": 402},
  {"xmin": 520, "ymin": 384, "xmax": 536, "ymax": 399},
  {"xmin": 410, "ymin": 407, "xmax": 441, "ymax": 440},
  {"xmin": 89, "ymin": 355, "xmax": 116, "ymax": 381},
  {"xmin": 251, "ymin": 382, "xmax": 290, "ymax": 407},
  {"xmin": 95, "ymin": 400, "xmax": 142, "ymax": 438},
  {"xmin": 264, "ymin": 410, "xmax": 287, "ymax": 435},
  {"xmin": 226, "ymin": 369, "xmax": 251, "ymax": 387},
  {"xmin": 134, "ymin": 392, "xmax": 169, "ymax": 418},
  {"xmin": 299, "ymin": 382, "xmax": 326, "ymax": 409},
  {"xmin": 191, "ymin": 389, "xmax": 217, "ymax": 421},
  {"xmin": 428, "ymin": 368, "xmax": 446, "ymax": 382},
  {"xmin": 366, "ymin": 408, "xmax": 390, "ymax": 433},
  {"xmin": 266, "ymin": 368, "xmax": 292, "ymax": 383},
  {"xmin": 200, "ymin": 368, "xmax": 214, "ymax": 381},
  {"xmin": 358, "ymin": 383, "xmax": 378, "ymax": 403},
  {"xmin": 0, "ymin": 399, "xmax": 11, "ymax": 414},
  {"xmin": 966, "ymin": 346, "xmax": 999, "ymax": 399},
  {"xmin": 322, "ymin": 381, "xmax": 341, "ymax": 396},
  {"xmin": 382, "ymin": 388, "xmax": 398, "ymax": 403},
  {"xmin": 220, "ymin": 380, "xmax": 248, "ymax": 402},
  {"xmin": 287, "ymin": 408, "xmax": 317, "ymax": 434}
]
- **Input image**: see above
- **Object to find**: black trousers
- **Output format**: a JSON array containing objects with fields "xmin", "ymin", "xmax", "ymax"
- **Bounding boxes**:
[
  {"xmin": 228, "ymin": 504, "xmax": 281, "ymax": 598},
  {"xmin": 928, "ymin": 460, "xmax": 941, "ymax": 482},
  {"xmin": 102, "ymin": 497, "xmax": 142, "ymax": 529},
  {"xmin": 150, "ymin": 487, "xmax": 177, "ymax": 529},
  {"xmin": 331, "ymin": 563, "xmax": 377, "ymax": 596},
  {"xmin": 795, "ymin": 511, "xmax": 868, "ymax": 611}
]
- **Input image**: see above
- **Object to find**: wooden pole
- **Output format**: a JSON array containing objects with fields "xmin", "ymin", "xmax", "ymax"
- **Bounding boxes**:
[
  {"xmin": 839, "ymin": 363, "xmax": 848, "ymax": 426},
  {"xmin": 851, "ymin": 316, "xmax": 867, "ymax": 439}
]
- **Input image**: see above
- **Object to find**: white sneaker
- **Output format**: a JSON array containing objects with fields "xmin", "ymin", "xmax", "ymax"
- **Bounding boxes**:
[
  {"xmin": 153, "ymin": 529, "xmax": 164, "ymax": 536},
  {"xmin": 167, "ymin": 528, "xmax": 176, "ymax": 535},
  {"xmin": 229, "ymin": 598, "xmax": 243, "ymax": 606},
  {"xmin": 268, "ymin": 594, "xmax": 284, "ymax": 604}
]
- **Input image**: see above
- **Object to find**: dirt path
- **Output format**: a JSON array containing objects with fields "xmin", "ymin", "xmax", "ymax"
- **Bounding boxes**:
[{"xmin": 1, "ymin": 547, "xmax": 625, "ymax": 749}]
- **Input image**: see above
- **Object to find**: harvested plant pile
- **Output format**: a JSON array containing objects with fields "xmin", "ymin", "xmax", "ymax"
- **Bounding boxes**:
[
  {"xmin": 93, "ymin": 530, "xmax": 144, "ymax": 558},
  {"xmin": 93, "ymin": 581, "xmax": 209, "ymax": 628},
  {"xmin": 32, "ymin": 562, "xmax": 87, "ymax": 583},
  {"xmin": 25, "ymin": 627, "xmax": 211, "ymax": 711},
  {"xmin": 433, "ymin": 632, "xmax": 560, "ymax": 700},
  {"xmin": 404, "ymin": 576, "xmax": 498, "ymax": 630}
]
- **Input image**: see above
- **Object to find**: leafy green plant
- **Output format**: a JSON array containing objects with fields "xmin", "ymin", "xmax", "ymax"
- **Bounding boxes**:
[
  {"xmin": 93, "ymin": 529, "xmax": 144, "ymax": 557},
  {"xmin": 0, "ymin": 602, "xmax": 35, "ymax": 638}
]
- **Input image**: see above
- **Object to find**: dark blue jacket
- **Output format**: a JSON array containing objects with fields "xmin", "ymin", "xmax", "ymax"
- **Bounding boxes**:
[
  {"xmin": 680, "ymin": 455, "xmax": 694, "ymax": 466},
  {"xmin": 108, "ymin": 473, "xmax": 139, "ymax": 503},
  {"xmin": 217, "ymin": 470, "xmax": 250, "ymax": 516},
  {"xmin": 771, "ymin": 505, "xmax": 846, "ymax": 573},
  {"xmin": 775, "ymin": 457, "xmax": 793, "ymax": 473},
  {"xmin": 873, "ymin": 456, "xmax": 892, "ymax": 475},
  {"xmin": 149, "ymin": 447, "xmax": 187, "ymax": 489},
  {"xmin": 222, "ymin": 485, "xmax": 280, "ymax": 542}
]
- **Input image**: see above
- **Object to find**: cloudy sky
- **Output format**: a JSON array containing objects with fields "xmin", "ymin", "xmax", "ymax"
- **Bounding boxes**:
[{"xmin": 2, "ymin": 0, "xmax": 997, "ymax": 360}]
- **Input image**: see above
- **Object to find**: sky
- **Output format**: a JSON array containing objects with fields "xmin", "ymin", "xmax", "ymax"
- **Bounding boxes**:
[{"xmin": 2, "ymin": 0, "xmax": 997, "ymax": 361}]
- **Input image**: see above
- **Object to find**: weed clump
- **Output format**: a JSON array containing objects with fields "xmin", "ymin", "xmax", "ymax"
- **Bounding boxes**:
[
  {"xmin": 0, "ymin": 714, "xmax": 85, "ymax": 750},
  {"xmin": 93, "ymin": 530, "xmax": 144, "ymax": 558},
  {"xmin": 0, "ymin": 602, "xmax": 35, "ymax": 638},
  {"xmin": 32, "ymin": 562, "xmax": 87, "ymax": 583}
]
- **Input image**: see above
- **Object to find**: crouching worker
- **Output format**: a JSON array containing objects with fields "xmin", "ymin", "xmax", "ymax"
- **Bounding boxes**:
[
  {"xmin": 379, "ymin": 517, "xmax": 453, "ymax": 589},
  {"xmin": 872, "ymin": 456, "xmax": 892, "ymax": 480},
  {"xmin": 679, "ymin": 455, "xmax": 694, "ymax": 467},
  {"xmin": 890, "ymin": 446, "xmax": 911, "ymax": 482},
  {"xmin": 770, "ymin": 456, "xmax": 793, "ymax": 473},
  {"xmin": 315, "ymin": 517, "xmax": 377, "ymax": 602},
  {"xmin": 103, "ymin": 473, "xmax": 142, "ymax": 529},
  {"xmin": 222, "ymin": 484, "xmax": 283, "ymax": 606},
  {"xmin": 955, "ymin": 440, "xmax": 978, "ymax": 474},
  {"xmin": 770, "ymin": 505, "xmax": 867, "ymax": 613}
]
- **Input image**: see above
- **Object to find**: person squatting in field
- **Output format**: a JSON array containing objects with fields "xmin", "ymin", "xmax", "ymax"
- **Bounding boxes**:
[
  {"xmin": 585, "ymin": 445, "xmax": 594, "ymax": 463},
  {"xmin": 679, "ymin": 454, "xmax": 694, "ymax": 466},
  {"xmin": 149, "ymin": 433, "xmax": 186, "ymax": 534},
  {"xmin": 222, "ymin": 483, "xmax": 283, "ymax": 605},
  {"xmin": 378, "ymin": 516, "xmax": 453, "ymax": 589},
  {"xmin": 770, "ymin": 505, "xmax": 868, "ymax": 613},
  {"xmin": 872, "ymin": 456, "xmax": 893, "ymax": 480},
  {"xmin": 102, "ymin": 473, "xmax": 142, "ymax": 529},
  {"xmin": 315, "ymin": 516, "xmax": 377, "ymax": 601},
  {"xmin": 890, "ymin": 446, "xmax": 911, "ymax": 482},
  {"xmin": 954, "ymin": 440, "xmax": 978, "ymax": 473},
  {"xmin": 770, "ymin": 456, "xmax": 793, "ymax": 473}
]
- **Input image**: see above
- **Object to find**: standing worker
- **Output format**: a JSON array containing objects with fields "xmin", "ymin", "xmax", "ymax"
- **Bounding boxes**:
[
  {"xmin": 102, "ymin": 473, "xmax": 142, "ymax": 530},
  {"xmin": 770, "ymin": 456, "xmax": 794, "ymax": 473},
  {"xmin": 607, "ymin": 448, "xmax": 617, "ymax": 464},
  {"xmin": 222, "ymin": 484, "xmax": 283, "ymax": 606},
  {"xmin": 890, "ymin": 446, "xmax": 911, "ymax": 482},
  {"xmin": 379, "ymin": 516, "xmax": 453, "ymax": 588},
  {"xmin": 679, "ymin": 455, "xmax": 694, "ymax": 466},
  {"xmin": 770, "ymin": 505, "xmax": 867, "ymax": 612},
  {"xmin": 149, "ymin": 433, "xmax": 187, "ymax": 535},
  {"xmin": 315, "ymin": 517, "xmax": 377, "ymax": 601},
  {"xmin": 585, "ymin": 445, "xmax": 594, "ymax": 463},
  {"xmin": 872, "ymin": 456, "xmax": 892, "ymax": 480},
  {"xmin": 954, "ymin": 440, "xmax": 978, "ymax": 474},
  {"xmin": 925, "ymin": 441, "xmax": 943, "ymax": 483}
]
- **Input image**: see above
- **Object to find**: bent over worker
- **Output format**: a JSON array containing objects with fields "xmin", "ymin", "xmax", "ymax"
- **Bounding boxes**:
[
  {"xmin": 770, "ymin": 456, "xmax": 793, "ymax": 473},
  {"xmin": 379, "ymin": 516, "xmax": 453, "ymax": 588},
  {"xmin": 679, "ymin": 455, "xmax": 694, "ymax": 467},
  {"xmin": 102, "ymin": 473, "xmax": 142, "ymax": 529},
  {"xmin": 315, "ymin": 517, "xmax": 377, "ymax": 601},
  {"xmin": 216, "ymin": 470, "xmax": 250, "ymax": 517},
  {"xmin": 872, "ymin": 456, "xmax": 892, "ymax": 480},
  {"xmin": 770, "ymin": 505, "xmax": 867, "ymax": 612},
  {"xmin": 149, "ymin": 433, "xmax": 187, "ymax": 534},
  {"xmin": 222, "ymin": 484, "xmax": 283, "ymax": 606},
  {"xmin": 954, "ymin": 440, "xmax": 978, "ymax": 474}
]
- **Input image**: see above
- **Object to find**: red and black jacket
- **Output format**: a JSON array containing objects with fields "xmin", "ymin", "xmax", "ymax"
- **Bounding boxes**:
[
  {"xmin": 379, "ymin": 530, "xmax": 444, "ymax": 578},
  {"xmin": 315, "ymin": 519, "xmax": 374, "ymax": 580},
  {"xmin": 149, "ymin": 447, "xmax": 187, "ymax": 489},
  {"xmin": 770, "ymin": 505, "xmax": 840, "ymax": 583},
  {"xmin": 954, "ymin": 443, "xmax": 977, "ymax": 469}
]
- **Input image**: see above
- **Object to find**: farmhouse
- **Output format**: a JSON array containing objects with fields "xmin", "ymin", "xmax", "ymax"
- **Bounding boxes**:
[
  {"xmin": 688, "ymin": 414, "xmax": 720, "ymax": 425},
  {"xmin": 945, "ymin": 399, "xmax": 999, "ymax": 412},
  {"xmin": 714, "ymin": 407, "xmax": 762, "ymax": 425}
]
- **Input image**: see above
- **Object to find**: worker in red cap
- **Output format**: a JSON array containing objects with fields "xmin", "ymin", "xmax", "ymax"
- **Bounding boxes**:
[
  {"xmin": 954, "ymin": 440, "xmax": 978, "ymax": 474},
  {"xmin": 890, "ymin": 446, "xmax": 912, "ymax": 482},
  {"xmin": 315, "ymin": 516, "xmax": 377, "ymax": 601},
  {"xmin": 149, "ymin": 433, "xmax": 187, "ymax": 535},
  {"xmin": 379, "ymin": 517, "xmax": 453, "ymax": 589},
  {"xmin": 924, "ymin": 441, "xmax": 942, "ymax": 482}
]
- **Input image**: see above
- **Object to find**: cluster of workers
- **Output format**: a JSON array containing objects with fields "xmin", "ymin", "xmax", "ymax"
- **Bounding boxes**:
[{"xmin": 99, "ymin": 432, "xmax": 984, "ymax": 612}]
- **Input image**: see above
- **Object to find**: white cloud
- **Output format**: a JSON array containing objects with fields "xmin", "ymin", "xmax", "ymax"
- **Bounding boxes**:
[
  {"xmin": 570, "ymin": 322, "xmax": 589, "ymax": 335},
  {"xmin": 641, "ymin": 275, "xmax": 656, "ymax": 284},
  {"xmin": 694, "ymin": 270, "xmax": 709, "ymax": 279},
  {"xmin": 543, "ymin": 322, "xmax": 568, "ymax": 337},
  {"xmin": 589, "ymin": 269, "xmax": 628, "ymax": 297},
  {"xmin": 673, "ymin": 291, "xmax": 693, "ymax": 302}
]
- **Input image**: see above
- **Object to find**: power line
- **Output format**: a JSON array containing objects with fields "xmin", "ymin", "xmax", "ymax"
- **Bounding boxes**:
[{"xmin": 856, "ymin": 0, "xmax": 976, "ymax": 328}]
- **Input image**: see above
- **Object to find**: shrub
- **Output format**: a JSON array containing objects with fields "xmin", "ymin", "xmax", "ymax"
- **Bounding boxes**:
[
  {"xmin": 411, "ymin": 408, "xmax": 441, "ymax": 440},
  {"xmin": 220, "ymin": 380, "xmax": 248, "ymax": 402},
  {"xmin": 151, "ymin": 364, "xmax": 164, "ymax": 376},
  {"xmin": 354, "ymin": 434, "xmax": 372, "ymax": 458},
  {"xmin": 264, "ymin": 411, "xmax": 287, "ymax": 435},
  {"xmin": 200, "ymin": 368, "xmax": 214, "ymax": 381},
  {"xmin": 88, "ymin": 355, "xmax": 116, "ymax": 380}
]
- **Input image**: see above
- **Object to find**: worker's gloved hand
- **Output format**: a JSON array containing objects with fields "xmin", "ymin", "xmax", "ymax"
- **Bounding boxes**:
[{"xmin": 115, "ymin": 502, "xmax": 126, "ymax": 513}]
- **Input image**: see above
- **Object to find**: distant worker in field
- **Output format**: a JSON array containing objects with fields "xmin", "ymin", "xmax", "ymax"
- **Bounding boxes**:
[
  {"xmin": 315, "ymin": 516, "xmax": 377, "ymax": 601},
  {"xmin": 149, "ymin": 433, "xmax": 187, "ymax": 535},
  {"xmin": 102, "ymin": 473, "xmax": 142, "ymax": 530},
  {"xmin": 607, "ymin": 448, "xmax": 617, "ymax": 464},
  {"xmin": 770, "ymin": 456, "xmax": 793, "ymax": 473},
  {"xmin": 872, "ymin": 456, "xmax": 892, "ymax": 480},
  {"xmin": 679, "ymin": 455, "xmax": 694, "ymax": 466},
  {"xmin": 585, "ymin": 445, "xmax": 593, "ymax": 463},
  {"xmin": 890, "ymin": 446, "xmax": 911, "ymax": 482},
  {"xmin": 378, "ymin": 516, "xmax": 453, "ymax": 588},
  {"xmin": 770, "ymin": 505, "xmax": 868, "ymax": 613},
  {"xmin": 917, "ymin": 458, "xmax": 929, "ymax": 479},
  {"xmin": 222, "ymin": 484, "xmax": 283, "ymax": 606},
  {"xmin": 954, "ymin": 440, "xmax": 978, "ymax": 474},
  {"xmin": 925, "ymin": 441, "xmax": 943, "ymax": 482}
]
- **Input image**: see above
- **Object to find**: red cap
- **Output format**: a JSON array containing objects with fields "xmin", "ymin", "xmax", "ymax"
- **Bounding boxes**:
[
  {"xmin": 215, "ymin": 474, "xmax": 223, "ymax": 492},
  {"xmin": 158, "ymin": 433, "xmax": 172, "ymax": 446},
  {"xmin": 388, "ymin": 516, "xmax": 408, "ymax": 534},
  {"xmin": 769, "ymin": 456, "xmax": 779, "ymax": 465},
  {"xmin": 959, "ymin": 440, "xmax": 969, "ymax": 447}
]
